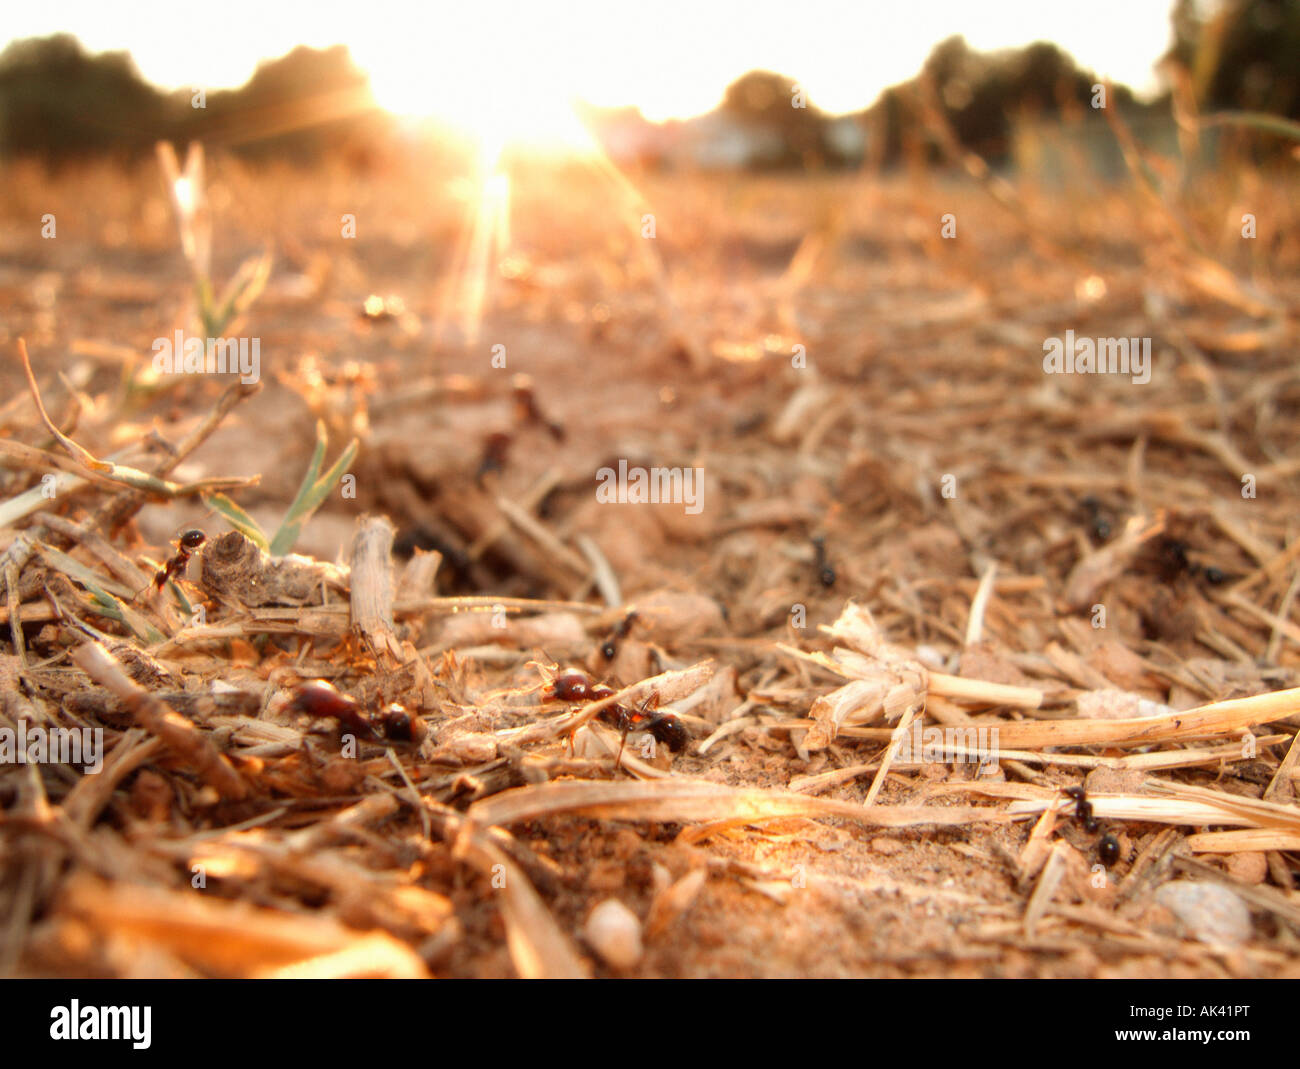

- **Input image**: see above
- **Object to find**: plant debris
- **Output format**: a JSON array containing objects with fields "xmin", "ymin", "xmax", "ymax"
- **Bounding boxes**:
[{"xmin": 2, "ymin": 150, "xmax": 1299, "ymax": 979}]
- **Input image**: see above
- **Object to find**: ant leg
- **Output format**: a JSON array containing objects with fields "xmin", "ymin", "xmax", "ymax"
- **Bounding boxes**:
[{"xmin": 614, "ymin": 724, "xmax": 630, "ymax": 777}]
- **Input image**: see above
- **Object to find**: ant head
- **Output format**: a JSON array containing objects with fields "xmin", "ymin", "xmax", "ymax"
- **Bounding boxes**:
[
  {"xmin": 652, "ymin": 715, "xmax": 689, "ymax": 753},
  {"xmin": 163, "ymin": 506, "xmax": 217, "ymax": 546},
  {"xmin": 376, "ymin": 703, "xmax": 424, "ymax": 743}
]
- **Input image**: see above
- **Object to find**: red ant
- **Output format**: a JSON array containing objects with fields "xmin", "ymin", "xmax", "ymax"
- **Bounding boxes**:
[
  {"xmin": 134, "ymin": 528, "xmax": 206, "ymax": 600},
  {"xmin": 547, "ymin": 667, "xmax": 688, "ymax": 767},
  {"xmin": 285, "ymin": 680, "xmax": 425, "ymax": 744}
]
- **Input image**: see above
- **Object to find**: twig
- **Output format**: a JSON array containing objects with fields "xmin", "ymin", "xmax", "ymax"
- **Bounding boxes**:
[
  {"xmin": 69, "ymin": 642, "xmax": 249, "ymax": 801},
  {"xmin": 349, "ymin": 515, "xmax": 400, "ymax": 664},
  {"xmin": 965, "ymin": 561, "xmax": 997, "ymax": 646}
]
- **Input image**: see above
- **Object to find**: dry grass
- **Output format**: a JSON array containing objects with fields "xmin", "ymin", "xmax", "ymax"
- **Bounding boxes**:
[{"xmin": 1, "ymin": 144, "xmax": 1299, "ymax": 977}]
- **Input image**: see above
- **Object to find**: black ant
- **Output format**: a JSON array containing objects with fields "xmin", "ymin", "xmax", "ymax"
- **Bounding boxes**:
[
  {"xmin": 599, "ymin": 611, "xmax": 639, "ymax": 661},
  {"xmin": 1062, "ymin": 785, "xmax": 1099, "ymax": 833},
  {"xmin": 135, "ymin": 528, "xmax": 206, "ymax": 600},
  {"xmin": 1062, "ymin": 785, "xmax": 1128, "ymax": 868},
  {"xmin": 1158, "ymin": 538, "xmax": 1193, "ymax": 582},
  {"xmin": 511, "ymin": 374, "xmax": 564, "ymax": 442},
  {"xmin": 811, "ymin": 535, "xmax": 836, "ymax": 587},
  {"xmin": 1155, "ymin": 537, "xmax": 1232, "ymax": 587},
  {"xmin": 476, "ymin": 431, "xmax": 512, "ymax": 484},
  {"xmin": 547, "ymin": 667, "xmax": 688, "ymax": 766},
  {"xmin": 1079, "ymin": 495, "xmax": 1112, "ymax": 542},
  {"xmin": 285, "ymin": 680, "xmax": 425, "ymax": 745}
]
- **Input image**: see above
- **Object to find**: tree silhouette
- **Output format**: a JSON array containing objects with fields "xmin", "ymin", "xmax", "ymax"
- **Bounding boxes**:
[
  {"xmin": 721, "ymin": 69, "xmax": 833, "ymax": 168},
  {"xmin": 0, "ymin": 34, "xmax": 172, "ymax": 158},
  {"xmin": 1166, "ymin": 0, "xmax": 1300, "ymax": 117}
]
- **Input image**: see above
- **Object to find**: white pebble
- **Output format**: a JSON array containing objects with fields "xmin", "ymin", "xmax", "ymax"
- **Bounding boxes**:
[
  {"xmin": 583, "ymin": 898, "xmax": 643, "ymax": 969},
  {"xmin": 1154, "ymin": 882, "xmax": 1252, "ymax": 947}
]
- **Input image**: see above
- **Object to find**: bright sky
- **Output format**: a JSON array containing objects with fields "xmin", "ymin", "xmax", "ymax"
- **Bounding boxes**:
[{"xmin": 4, "ymin": 0, "xmax": 1178, "ymax": 123}]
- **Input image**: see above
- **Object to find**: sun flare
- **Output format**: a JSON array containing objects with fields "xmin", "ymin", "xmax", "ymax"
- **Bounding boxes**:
[{"xmin": 366, "ymin": 39, "xmax": 598, "ymax": 161}]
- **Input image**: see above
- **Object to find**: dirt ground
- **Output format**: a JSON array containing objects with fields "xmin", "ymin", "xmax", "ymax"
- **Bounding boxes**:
[{"xmin": 2, "ymin": 151, "xmax": 1299, "ymax": 977}]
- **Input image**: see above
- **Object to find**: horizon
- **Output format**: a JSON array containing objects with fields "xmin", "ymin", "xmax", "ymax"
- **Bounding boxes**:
[{"xmin": 3, "ymin": 0, "xmax": 1178, "ymax": 137}]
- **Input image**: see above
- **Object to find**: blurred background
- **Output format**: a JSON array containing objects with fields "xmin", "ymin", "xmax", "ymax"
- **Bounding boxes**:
[
  {"xmin": 0, "ymin": 0, "xmax": 1296, "ymax": 577},
  {"xmin": 0, "ymin": 0, "xmax": 1296, "ymax": 172}
]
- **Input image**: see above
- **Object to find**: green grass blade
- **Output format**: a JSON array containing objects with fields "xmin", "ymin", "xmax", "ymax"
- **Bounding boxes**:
[
  {"xmin": 0, "ymin": 475, "xmax": 88, "ymax": 529},
  {"xmin": 1199, "ymin": 110, "xmax": 1300, "ymax": 142},
  {"xmin": 213, "ymin": 251, "xmax": 273, "ymax": 334},
  {"xmin": 302, "ymin": 422, "xmax": 328, "ymax": 494},
  {"xmin": 84, "ymin": 583, "xmax": 165, "ymax": 645},
  {"xmin": 39, "ymin": 546, "xmax": 135, "ymax": 600},
  {"xmin": 196, "ymin": 275, "xmax": 218, "ymax": 338},
  {"xmin": 201, "ymin": 492, "xmax": 268, "ymax": 550},
  {"xmin": 269, "ymin": 431, "xmax": 359, "ymax": 557}
]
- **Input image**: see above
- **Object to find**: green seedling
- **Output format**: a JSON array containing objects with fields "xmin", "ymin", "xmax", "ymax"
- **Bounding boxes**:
[
  {"xmin": 156, "ymin": 140, "xmax": 272, "ymax": 342},
  {"xmin": 203, "ymin": 420, "xmax": 358, "ymax": 557}
]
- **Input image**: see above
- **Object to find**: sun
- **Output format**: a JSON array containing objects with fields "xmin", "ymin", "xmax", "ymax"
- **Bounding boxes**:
[
  {"xmin": 351, "ymin": 20, "xmax": 640, "ymax": 349},
  {"xmin": 363, "ymin": 37, "xmax": 599, "ymax": 163}
]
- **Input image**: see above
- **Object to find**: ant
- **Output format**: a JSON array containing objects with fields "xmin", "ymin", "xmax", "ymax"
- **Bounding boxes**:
[
  {"xmin": 285, "ymin": 680, "xmax": 425, "ymax": 744},
  {"xmin": 373, "ymin": 702, "xmax": 422, "ymax": 742},
  {"xmin": 1062, "ymin": 785, "xmax": 1100, "ymax": 833},
  {"xmin": 1158, "ymin": 538, "xmax": 1193, "ymax": 582},
  {"xmin": 1062, "ymin": 785, "xmax": 1127, "ymax": 868},
  {"xmin": 511, "ymin": 374, "xmax": 565, "ymax": 442},
  {"xmin": 476, "ymin": 431, "xmax": 512, "ymax": 484},
  {"xmin": 599, "ymin": 610, "xmax": 639, "ymax": 661},
  {"xmin": 547, "ymin": 667, "xmax": 688, "ymax": 767},
  {"xmin": 1079, "ymin": 495, "xmax": 1112, "ymax": 542},
  {"xmin": 135, "ymin": 528, "xmax": 206, "ymax": 600},
  {"xmin": 1156, "ymin": 537, "xmax": 1232, "ymax": 587},
  {"xmin": 810, "ymin": 535, "xmax": 836, "ymax": 587}
]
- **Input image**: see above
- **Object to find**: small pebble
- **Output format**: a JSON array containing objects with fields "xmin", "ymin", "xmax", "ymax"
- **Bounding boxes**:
[
  {"xmin": 583, "ymin": 898, "xmax": 643, "ymax": 970},
  {"xmin": 1154, "ymin": 881, "xmax": 1252, "ymax": 947},
  {"xmin": 1225, "ymin": 852, "xmax": 1268, "ymax": 886}
]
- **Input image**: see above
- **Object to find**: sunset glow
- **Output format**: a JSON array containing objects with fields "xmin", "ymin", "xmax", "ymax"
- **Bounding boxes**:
[
  {"xmin": 3, "ymin": 0, "xmax": 1176, "ymax": 133},
  {"xmin": 369, "ymin": 28, "xmax": 600, "ymax": 157}
]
